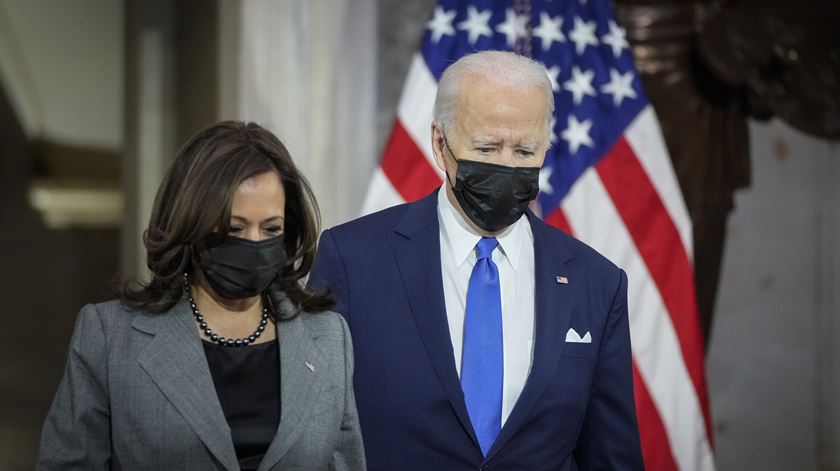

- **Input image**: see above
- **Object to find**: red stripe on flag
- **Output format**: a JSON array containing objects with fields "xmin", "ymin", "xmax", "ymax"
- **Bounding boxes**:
[
  {"xmin": 380, "ymin": 120, "xmax": 442, "ymax": 202},
  {"xmin": 545, "ymin": 207, "xmax": 573, "ymax": 235},
  {"xmin": 633, "ymin": 364, "xmax": 679, "ymax": 471},
  {"xmin": 596, "ymin": 137, "xmax": 713, "ymax": 444}
]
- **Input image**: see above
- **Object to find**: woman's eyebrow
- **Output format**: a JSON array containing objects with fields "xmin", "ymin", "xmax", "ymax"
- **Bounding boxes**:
[{"xmin": 229, "ymin": 215, "xmax": 285, "ymax": 223}]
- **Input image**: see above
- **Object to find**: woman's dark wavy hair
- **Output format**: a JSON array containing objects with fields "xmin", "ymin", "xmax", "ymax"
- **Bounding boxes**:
[{"xmin": 119, "ymin": 120, "xmax": 333, "ymax": 316}]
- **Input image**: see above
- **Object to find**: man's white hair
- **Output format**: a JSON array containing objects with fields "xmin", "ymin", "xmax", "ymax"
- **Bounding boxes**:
[{"xmin": 432, "ymin": 50, "xmax": 555, "ymax": 143}]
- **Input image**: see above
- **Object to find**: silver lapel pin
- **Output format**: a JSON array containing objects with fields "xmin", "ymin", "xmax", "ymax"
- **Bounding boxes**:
[{"xmin": 305, "ymin": 361, "xmax": 315, "ymax": 373}]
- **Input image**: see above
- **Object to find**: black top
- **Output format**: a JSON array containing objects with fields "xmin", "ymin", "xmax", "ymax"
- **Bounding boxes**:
[{"xmin": 203, "ymin": 338, "xmax": 280, "ymax": 471}]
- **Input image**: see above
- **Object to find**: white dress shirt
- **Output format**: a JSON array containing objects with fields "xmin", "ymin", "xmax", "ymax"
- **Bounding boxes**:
[{"xmin": 436, "ymin": 187, "xmax": 536, "ymax": 425}]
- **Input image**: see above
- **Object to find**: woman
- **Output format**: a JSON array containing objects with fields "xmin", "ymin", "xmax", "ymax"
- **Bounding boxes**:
[{"xmin": 38, "ymin": 121, "xmax": 365, "ymax": 470}]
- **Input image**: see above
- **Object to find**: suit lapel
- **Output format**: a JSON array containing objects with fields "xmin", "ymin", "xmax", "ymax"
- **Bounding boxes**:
[
  {"xmin": 485, "ymin": 213, "xmax": 577, "ymax": 461},
  {"xmin": 133, "ymin": 300, "xmax": 239, "ymax": 471},
  {"xmin": 257, "ymin": 295, "xmax": 326, "ymax": 471},
  {"xmin": 392, "ymin": 191, "xmax": 481, "ymax": 450}
]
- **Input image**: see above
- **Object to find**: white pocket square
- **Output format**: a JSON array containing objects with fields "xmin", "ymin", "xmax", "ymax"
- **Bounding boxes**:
[{"xmin": 565, "ymin": 328, "xmax": 592, "ymax": 344}]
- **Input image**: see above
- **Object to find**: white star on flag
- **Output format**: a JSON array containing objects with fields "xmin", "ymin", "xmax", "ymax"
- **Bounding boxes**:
[
  {"xmin": 533, "ymin": 12, "xmax": 565, "ymax": 51},
  {"xmin": 426, "ymin": 6, "xmax": 456, "ymax": 43},
  {"xmin": 457, "ymin": 6, "xmax": 492, "ymax": 45},
  {"xmin": 561, "ymin": 115, "xmax": 594, "ymax": 154},
  {"xmin": 601, "ymin": 20, "xmax": 629, "ymax": 58},
  {"xmin": 539, "ymin": 166, "xmax": 554, "ymax": 194},
  {"xmin": 546, "ymin": 65, "xmax": 561, "ymax": 92},
  {"xmin": 496, "ymin": 8, "xmax": 528, "ymax": 47},
  {"xmin": 601, "ymin": 68, "xmax": 637, "ymax": 106},
  {"xmin": 563, "ymin": 65, "xmax": 596, "ymax": 104},
  {"xmin": 568, "ymin": 16, "xmax": 599, "ymax": 55}
]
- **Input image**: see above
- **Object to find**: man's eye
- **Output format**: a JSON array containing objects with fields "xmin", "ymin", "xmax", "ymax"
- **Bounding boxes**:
[{"xmin": 476, "ymin": 147, "xmax": 495, "ymax": 154}]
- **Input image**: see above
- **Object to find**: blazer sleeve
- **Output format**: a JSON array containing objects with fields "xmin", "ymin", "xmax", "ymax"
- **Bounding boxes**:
[
  {"xmin": 574, "ymin": 269, "xmax": 645, "ymax": 470},
  {"xmin": 309, "ymin": 229, "xmax": 351, "ymax": 322},
  {"xmin": 329, "ymin": 313, "xmax": 366, "ymax": 470},
  {"xmin": 38, "ymin": 304, "xmax": 111, "ymax": 470}
]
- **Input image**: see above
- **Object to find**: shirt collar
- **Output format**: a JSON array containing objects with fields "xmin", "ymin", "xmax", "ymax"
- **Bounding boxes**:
[{"xmin": 436, "ymin": 186, "xmax": 530, "ymax": 270}]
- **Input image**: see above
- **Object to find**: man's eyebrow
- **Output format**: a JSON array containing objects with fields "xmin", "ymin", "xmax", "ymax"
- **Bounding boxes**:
[
  {"xmin": 470, "ymin": 136, "xmax": 502, "ymax": 146},
  {"xmin": 517, "ymin": 142, "xmax": 540, "ymax": 151}
]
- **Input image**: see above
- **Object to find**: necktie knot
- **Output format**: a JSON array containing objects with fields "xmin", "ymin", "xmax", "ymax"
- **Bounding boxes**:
[{"xmin": 476, "ymin": 237, "xmax": 498, "ymax": 261}]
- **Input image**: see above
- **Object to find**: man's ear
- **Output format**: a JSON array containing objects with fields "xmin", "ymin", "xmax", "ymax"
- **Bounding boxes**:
[{"xmin": 431, "ymin": 123, "xmax": 447, "ymax": 172}]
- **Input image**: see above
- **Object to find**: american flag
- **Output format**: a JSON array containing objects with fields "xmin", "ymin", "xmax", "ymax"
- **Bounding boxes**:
[{"xmin": 362, "ymin": 0, "xmax": 715, "ymax": 469}]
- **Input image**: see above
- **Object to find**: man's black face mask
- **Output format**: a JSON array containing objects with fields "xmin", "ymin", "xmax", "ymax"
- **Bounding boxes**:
[{"xmin": 443, "ymin": 136, "xmax": 541, "ymax": 233}]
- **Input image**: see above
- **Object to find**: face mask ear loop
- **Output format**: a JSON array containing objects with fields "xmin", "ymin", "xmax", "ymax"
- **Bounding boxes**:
[{"xmin": 441, "ymin": 132, "xmax": 460, "ymax": 190}]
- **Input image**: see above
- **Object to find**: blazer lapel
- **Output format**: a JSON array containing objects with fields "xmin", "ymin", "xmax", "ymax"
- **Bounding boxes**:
[
  {"xmin": 392, "ymin": 191, "xmax": 481, "ymax": 450},
  {"xmin": 133, "ymin": 299, "xmax": 239, "ymax": 471},
  {"xmin": 257, "ymin": 295, "xmax": 326, "ymax": 471},
  {"xmin": 485, "ymin": 213, "xmax": 577, "ymax": 461}
]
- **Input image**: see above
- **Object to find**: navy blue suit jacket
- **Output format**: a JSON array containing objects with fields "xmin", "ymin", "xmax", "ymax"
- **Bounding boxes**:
[{"xmin": 309, "ymin": 190, "xmax": 644, "ymax": 471}]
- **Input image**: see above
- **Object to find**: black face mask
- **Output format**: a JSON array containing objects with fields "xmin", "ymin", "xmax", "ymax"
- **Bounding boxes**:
[
  {"xmin": 198, "ymin": 234, "xmax": 286, "ymax": 299},
  {"xmin": 443, "ymin": 138, "xmax": 541, "ymax": 232}
]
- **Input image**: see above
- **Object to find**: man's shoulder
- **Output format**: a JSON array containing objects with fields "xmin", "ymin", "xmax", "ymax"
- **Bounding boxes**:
[
  {"xmin": 530, "ymin": 216, "xmax": 621, "ymax": 275},
  {"xmin": 327, "ymin": 192, "xmax": 437, "ymax": 241},
  {"xmin": 330, "ymin": 203, "xmax": 409, "ymax": 236}
]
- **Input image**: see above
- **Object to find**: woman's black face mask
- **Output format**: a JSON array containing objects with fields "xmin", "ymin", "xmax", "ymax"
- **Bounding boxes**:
[
  {"xmin": 198, "ymin": 234, "xmax": 286, "ymax": 299},
  {"xmin": 442, "ymin": 136, "xmax": 541, "ymax": 232}
]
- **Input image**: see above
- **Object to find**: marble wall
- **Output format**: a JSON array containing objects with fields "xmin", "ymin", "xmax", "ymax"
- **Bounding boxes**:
[{"xmin": 708, "ymin": 120, "xmax": 840, "ymax": 471}]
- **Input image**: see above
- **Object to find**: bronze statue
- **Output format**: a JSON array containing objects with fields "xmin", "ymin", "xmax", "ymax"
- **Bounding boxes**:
[{"xmin": 614, "ymin": 0, "xmax": 840, "ymax": 346}]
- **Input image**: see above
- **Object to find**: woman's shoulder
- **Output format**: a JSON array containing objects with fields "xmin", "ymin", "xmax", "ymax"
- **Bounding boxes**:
[
  {"xmin": 272, "ymin": 291, "xmax": 348, "ymax": 338},
  {"xmin": 73, "ymin": 298, "xmax": 153, "ymax": 334},
  {"xmin": 287, "ymin": 310, "xmax": 350, "ymax": 350},
  {"xmin": 85, "ymin": 298, "xmax": 133, "ymax": 314},
  {"xmin": 293, "ymin": 311, "xmax": 353, "ymax": 366},
  {"xmin": 296, "ymin": 310, "xmax": 348, "ymax": 335},
  {"xmin": 62, "ymin": 299, "xmax": 150, "ymax": 359}
]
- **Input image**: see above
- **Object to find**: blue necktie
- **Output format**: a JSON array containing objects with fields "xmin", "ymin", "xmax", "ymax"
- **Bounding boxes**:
[{"xmin": 461, "ymin": 236, "xmax": 503, "ymax": 457}]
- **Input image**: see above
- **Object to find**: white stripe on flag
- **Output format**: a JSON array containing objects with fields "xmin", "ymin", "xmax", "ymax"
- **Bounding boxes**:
[
  {"xmin": 625, "ymin": 107, "xmax": 694, "ymax": 260},
  {"xmin": 396, "ymin": 54, "xmax": 444, "ymax": 178},
  {"xmin": 562, "ymin": 167, "xmax": 715, "ymax": 471},
  {"xmin": 361, "ymin": 167, "xmax": 405, "ymax": 216}
]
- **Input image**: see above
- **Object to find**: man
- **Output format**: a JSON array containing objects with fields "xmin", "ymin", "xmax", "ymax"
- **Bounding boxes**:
[{"xmin": 309, "ymin": 51, "xmax": 644, "ymax": 470}]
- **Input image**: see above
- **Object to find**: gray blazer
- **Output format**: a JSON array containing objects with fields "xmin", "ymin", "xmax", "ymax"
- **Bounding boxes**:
[{"xmin": 38, "ymin": 292, "xmax": 366, "ymax": 470}]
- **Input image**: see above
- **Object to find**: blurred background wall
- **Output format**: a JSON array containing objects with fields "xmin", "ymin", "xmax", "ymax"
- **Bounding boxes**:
[
  {"xmin": 0, "ymin": 0, "xmax": 837, "ymax": 469},
  {"xmin": 707, "ymin": 119, "xmax": 839, "ymax": 470},
  {"xmin": 0, "ymin": 1, "xmax": 122, "ymax": 468}
]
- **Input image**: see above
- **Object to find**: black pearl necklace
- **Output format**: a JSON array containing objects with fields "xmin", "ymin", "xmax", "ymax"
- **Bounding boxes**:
[{"xmin": 183, "ymin": 273, "xmax": 270, "ymax": 347}]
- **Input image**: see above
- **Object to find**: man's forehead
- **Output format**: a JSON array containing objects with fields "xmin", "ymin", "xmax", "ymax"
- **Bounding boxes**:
[
  {"xmin": 455, "ymin": 113, "xmax": 547, "ymax": 143},
  {"xmin": 455, "ymin": 78, "xmax": 547, "ymax": 116},
  {"xmin": 459, "ymin": 74, "xmax": 545, "ymax": 98}
]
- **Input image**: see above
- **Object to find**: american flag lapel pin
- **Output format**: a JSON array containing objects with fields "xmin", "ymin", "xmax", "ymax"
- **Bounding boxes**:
[{"xmin": 556, "ymin": 276, "xmax": 569, "ymax": 284}]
